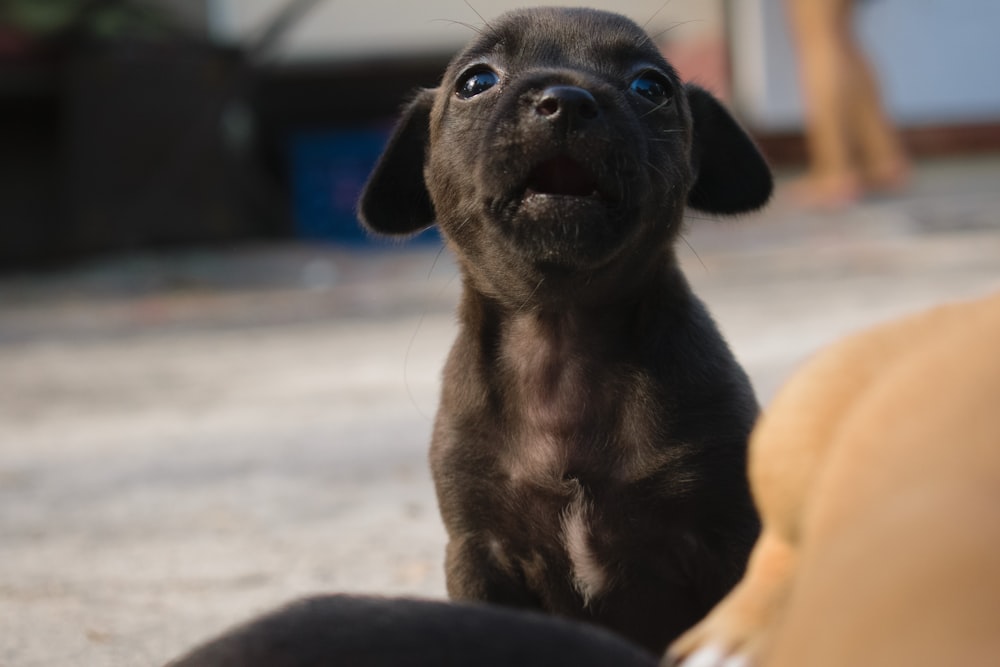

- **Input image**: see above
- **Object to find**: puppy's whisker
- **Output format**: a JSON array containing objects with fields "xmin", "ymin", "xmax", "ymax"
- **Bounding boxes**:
[
  {"xmin": 644, "ymin": 159, "xmax": 672, "ymax": 184},
  {"xmin": 642, "ymin": 0, "xmax": 674, "ymax": 30},
  {"xmin": 633, "ymin": 30, "xmax": 656, "ymax": 52},
  {"xmin": 449, "ymin": 215, "xmax": 475, "ymax": 237},
  {"xmin": 651, "ymin": 19, "xmax": 704, "ymax": 43},
  {"xmin": 684, "ymin": 213, "xmax": 723, "ymax": 223},
  {"xmin": 463, "ymin": 1, "xmax": 499, "ymax": 39},
  {"xmin": 404, "ymin": 311, "xmax": 432, "ymax": 421},
  {"xmin": 404, "ymin": 240, "xmax": 459, "ymax": 423},
  {"xmin": 430, "ymin": 18, "xmax": 483, "ymax": 35},
  {"xmin": 427, "ymin": 240, "xmax": 449, "ymax": 279},
  {"xmin": 647, "ymin": 131, "xmax": 684, "ymax": 143},
  {"xmin": 640, "ymin": 99, "xmax": 674, "ymax": 119},
  {"xmin": 514, "ymin": 277, "xmax": 545, "ymax": 316},
  {"xmin": 679, "ymin": 233, "xmax": 707, "ymax": 272}
]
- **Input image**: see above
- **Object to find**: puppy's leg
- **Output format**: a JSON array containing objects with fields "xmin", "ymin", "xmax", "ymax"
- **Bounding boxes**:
[
  {"xmin": 445, "ymin": 536, "xmax": 540, "ymax": 608},
  {"xmin": 665, "ymin": 531, "xmax": 795, "ymax": 666}
]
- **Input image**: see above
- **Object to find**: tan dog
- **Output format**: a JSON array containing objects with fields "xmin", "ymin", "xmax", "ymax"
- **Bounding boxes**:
[{"xmin": 667, "ymin": 290, "xmax": 1000, "ymax": 667}]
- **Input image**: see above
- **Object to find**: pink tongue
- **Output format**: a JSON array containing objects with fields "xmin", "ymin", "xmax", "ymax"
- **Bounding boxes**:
[{"xmin": 526, "ymin": 156, "xmax": 598, "ymax": 196}]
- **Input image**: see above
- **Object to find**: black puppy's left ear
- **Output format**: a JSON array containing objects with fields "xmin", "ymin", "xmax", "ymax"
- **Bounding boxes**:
[
  {"xmin": 685, "ymin": 85, "xmax": 773, "ymax": 214},
  {"xmin": 358, "ymin": 89, "xmax": 436, "ymax": 236}
]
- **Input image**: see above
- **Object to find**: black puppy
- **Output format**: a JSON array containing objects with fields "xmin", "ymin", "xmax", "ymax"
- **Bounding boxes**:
[
  {"xmin": 165, "ymin": 595, "xmax": 657, "ymax": 667},
  {"xmin": 360, "ymin": 7, "xmax": 771, "ymax": 654}
]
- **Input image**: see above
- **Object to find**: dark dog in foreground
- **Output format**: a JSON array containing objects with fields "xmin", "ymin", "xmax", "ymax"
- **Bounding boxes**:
[
  {"xmin": 359, "ymin": 7, "xmax": 771, "ymax": 653},
  {"xmin": 166, "ymin": 595, "xmax": 657, "ymax": 667}
]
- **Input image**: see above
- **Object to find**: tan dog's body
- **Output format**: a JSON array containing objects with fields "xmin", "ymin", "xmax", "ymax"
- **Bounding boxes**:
[{"xmin": 669, "ymin": 290, "xmax": 1000, "ymax": 667}]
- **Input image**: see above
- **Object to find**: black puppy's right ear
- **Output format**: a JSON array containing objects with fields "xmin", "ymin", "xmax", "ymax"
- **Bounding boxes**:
[{"xmin": 358, "ymin": 89, "xmax": 436, "ymax": 236}]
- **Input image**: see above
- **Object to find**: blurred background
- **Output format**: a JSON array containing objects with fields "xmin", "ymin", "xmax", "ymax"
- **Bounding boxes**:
[{"xmin": 1, "ymin": 1, "xmax": 999, "ymax": 665}]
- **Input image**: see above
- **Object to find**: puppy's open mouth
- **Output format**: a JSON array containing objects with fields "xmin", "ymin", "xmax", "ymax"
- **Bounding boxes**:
[{"xmin": 524, "ymin": 155, "xmax": 603, "ymax": 199}]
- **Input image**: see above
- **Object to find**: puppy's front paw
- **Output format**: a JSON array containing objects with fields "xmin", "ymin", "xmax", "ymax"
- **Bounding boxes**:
[
  {"xmin": 687, "ymin": 647, "xmax": 751, "ymax": 667},
  {"xmin": 663, "ymin": 618, "xmax": 759, "ymax": 667},
  {"xmin": 665, "ymin": 644, "xmax": 751, "ymax": 667},
  {"xmin": 663, "ymin": 533, "xmax": 796, "ymax": 667}
]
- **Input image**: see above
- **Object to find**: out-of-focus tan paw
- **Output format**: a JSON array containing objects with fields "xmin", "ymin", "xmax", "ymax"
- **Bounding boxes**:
[
  {"xmin": 663, "ymin": 610, "xmax": 765, "ymax": 667},
  {"xmin": 668, "ymin": 643, "xmax": 752, "ymax": 667},
  {"xmin": 663, "ymin": 533, "xmax": 796, "ymax": 667}
]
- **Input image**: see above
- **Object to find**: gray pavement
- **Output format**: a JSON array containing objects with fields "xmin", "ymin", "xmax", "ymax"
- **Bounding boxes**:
[{"xmin": 2, "ymin": 156, "xmax": 1000, "ymax": 666}]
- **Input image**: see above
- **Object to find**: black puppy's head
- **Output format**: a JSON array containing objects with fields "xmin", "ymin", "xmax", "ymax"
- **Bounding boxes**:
[{"xmin": 360, "ymin": 7, "xmax": 771, "ymax": 302}]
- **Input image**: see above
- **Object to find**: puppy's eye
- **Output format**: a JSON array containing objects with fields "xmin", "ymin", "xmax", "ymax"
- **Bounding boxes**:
[
  {"xmin": 630, "ymin": 71, "xmax": 673, "ymax": 105},
  {"xmin": 456, "ymin": 68, "xmax": 500, "ymax": 99}
]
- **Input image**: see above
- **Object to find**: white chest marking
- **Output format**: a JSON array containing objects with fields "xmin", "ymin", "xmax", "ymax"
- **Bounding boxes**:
[{"xmin": 560, "ymin": 487, "xmax": 608, "ymax": 606}]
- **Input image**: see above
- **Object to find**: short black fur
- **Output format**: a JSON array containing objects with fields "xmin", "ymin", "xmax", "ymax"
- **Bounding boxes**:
[
  {"xmin": 165, "ymin": 595, "xmax": 658, "ymax": 667},
  {"xmin": 358, "ymin": 6, "xmax": 771, "ymax": 654}
]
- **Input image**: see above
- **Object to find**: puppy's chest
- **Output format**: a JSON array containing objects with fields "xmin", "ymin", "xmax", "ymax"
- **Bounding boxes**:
[
  {"xmin": 500, "ymin": 342, "xmax": 665, "ymax": 485},
  {"xmin": 493, "ymin": 434, "xmax": 670, "ymax": 609},
  {"xmin": 495, "ymin": 348, "xmax": 664, "ymax": 603}
]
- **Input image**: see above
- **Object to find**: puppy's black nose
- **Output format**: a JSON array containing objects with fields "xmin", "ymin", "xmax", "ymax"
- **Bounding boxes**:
[{"xmin": 535, "ymin": 86, "xmax": 600, "ymax": 122}]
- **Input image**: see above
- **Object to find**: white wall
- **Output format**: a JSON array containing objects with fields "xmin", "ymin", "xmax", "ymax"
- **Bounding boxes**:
[
  {"xmin": 207, "ymin": 0, "xmax": 723, "ymax": 61},
  {"xmin": 730, "ymin": 0, "xmax": 1000, "ymax": 130}
]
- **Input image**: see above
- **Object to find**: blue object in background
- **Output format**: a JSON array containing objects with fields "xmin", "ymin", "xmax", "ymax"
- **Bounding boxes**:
[{"xmin": 289, "ymin": 127, "xmax": 440, "ymax": 245}]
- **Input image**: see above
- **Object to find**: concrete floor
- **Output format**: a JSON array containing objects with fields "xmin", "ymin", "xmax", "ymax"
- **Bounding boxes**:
[{"xmin": 2, "ymin": 156, "xmax": 1000, "ymax": 666}]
